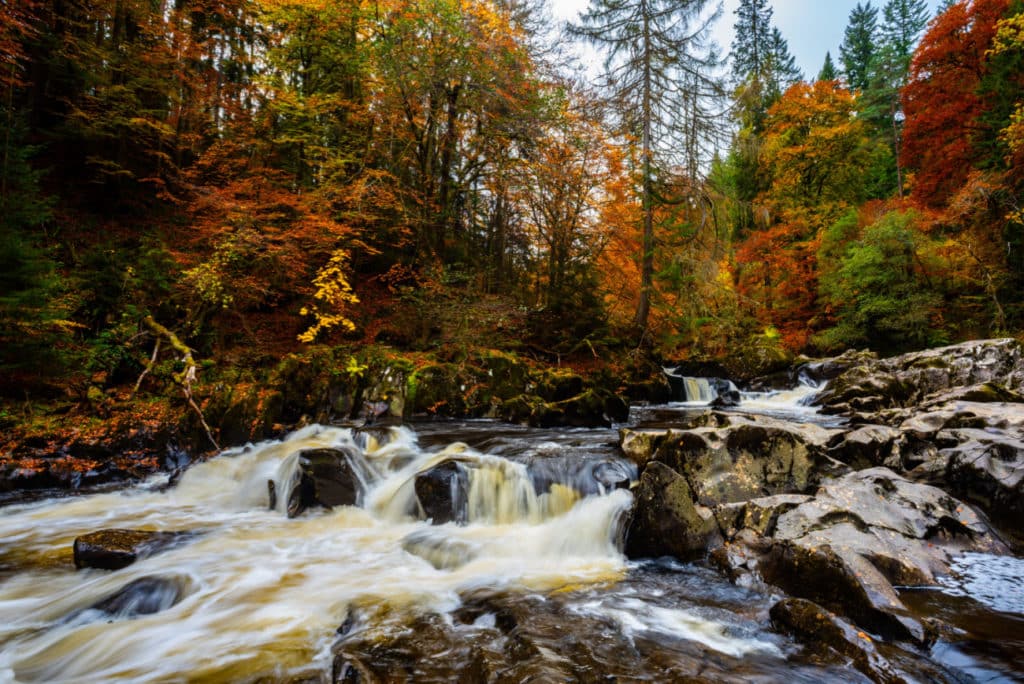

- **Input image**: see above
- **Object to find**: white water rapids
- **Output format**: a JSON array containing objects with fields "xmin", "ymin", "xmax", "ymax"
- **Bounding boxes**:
[{"xmin": 0, "ymin": 424, "xmax": 779, "ymax": 683}]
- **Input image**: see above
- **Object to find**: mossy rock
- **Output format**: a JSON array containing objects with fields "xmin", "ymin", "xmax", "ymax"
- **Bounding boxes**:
[
  {"xmin": 533, "ymin": 369, "xmax": 585, "ymax": 402},
  {"xmin": 476, "ymin": 350, "xmax": 530, "ymax": 400},
  {"xmin": 724, "ymin": 334, "xmax": 795, "ymax": 382}
]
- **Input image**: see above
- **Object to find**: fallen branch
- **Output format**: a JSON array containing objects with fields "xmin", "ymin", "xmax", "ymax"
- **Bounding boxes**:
[
  {"xmin": 130, "ymin": 338, "xmax": 161, "ymax": 400},
  {"xmin": 143, "ymin": 315, "xmax": 220, "ymax": 451}
]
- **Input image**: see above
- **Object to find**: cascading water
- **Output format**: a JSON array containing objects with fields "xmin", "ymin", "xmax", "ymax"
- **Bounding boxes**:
[{"xmin": 0, "ymin": 423, "xmax": 787, "ymax": 683}]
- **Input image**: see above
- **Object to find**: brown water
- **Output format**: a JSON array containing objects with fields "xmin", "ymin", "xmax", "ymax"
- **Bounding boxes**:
[{"xmin": 0, "ymin": 396, "xmax": 1021, "ymax": 682}]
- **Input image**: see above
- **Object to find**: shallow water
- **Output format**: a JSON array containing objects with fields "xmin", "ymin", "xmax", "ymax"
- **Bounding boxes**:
[{"xmin": 0, "ymin": 389, "xmax": 1020, "ymax": 682}]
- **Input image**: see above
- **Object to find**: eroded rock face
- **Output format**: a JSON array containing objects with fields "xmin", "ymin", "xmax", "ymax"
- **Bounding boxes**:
[
  {"xmin": 73, "ymin": 529, "xmax": 194, "ymax": 570},
  {"xmin": 286, "ymin": 448, "xmax": 361, "ymax": 518},
  {"xmin": 813, "ymin": 339, "xmax": 1024, "ymax": 416},
  {"xmin": 637, "ymin": 416, "xmax": 841, "ymax": 507},
  {"xmin": 738, "ymin": 468, "xmax": 1006, "ymax": 644}
]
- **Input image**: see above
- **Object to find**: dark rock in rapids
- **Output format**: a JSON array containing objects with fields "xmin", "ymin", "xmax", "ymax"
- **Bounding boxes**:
[
  {"xmin": 414, "ymin": 459, "xmax": 469, "ymax": 525},
  {"xmin": 769, "ymin": 598, "xmax": 953, "ymax": 684},
  {"xmin": 285, "ymin": 447, "xmax": 362, "ymax": 518},
  {"xmin": 73, "ymin": 529, "xmax": 194, "ymax": 571},
  {"xmin": 625, "ymin": 461, "xmax": 721, "ymax": 561},
  {"xmin": 86, "ymin": 575, "xmax": 187, "ymax": 618}
]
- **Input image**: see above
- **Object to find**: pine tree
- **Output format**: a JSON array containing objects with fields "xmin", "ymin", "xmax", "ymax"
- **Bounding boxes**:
[
  {"xmin": 769, "ymin": 27, "xmax": 803, "ymax": 89},
  {"xmin": 840, "ymin": 2, "xmax": 880, "ymax": 91},
  {"xmin": 880, "ymin": 0, "xmax": 931, "ymax": 69},
  {"xmin": 818, "ymin": 51, "xmax": 839, "ymax": 81},
  {"xmin": 571, "ymin": 0, "xmax": 723, "ymax": 331},
  {"xmin": 731, "ymin": 0, "xmax": 774, "ymax": 84},
  {"xmin": 860, "ymin": 0, "xmax": 930, "ymax": 196}
]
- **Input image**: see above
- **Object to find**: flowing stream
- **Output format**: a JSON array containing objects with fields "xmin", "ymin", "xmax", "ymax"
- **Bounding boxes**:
[{"xmin": 0, "ymin": 389, "xmax": 1021, "ymax": 682}]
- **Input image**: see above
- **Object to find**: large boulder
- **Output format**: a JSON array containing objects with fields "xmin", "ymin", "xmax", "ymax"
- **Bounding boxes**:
[
  {"xmin": 285, "ymin": 448, "xmax": 362, "ymax": 518},
  {"xmin": 627, "ymin": 415, "xmax": 841, "ymax": 507},
  {"xmin": 625, "ymin": 461, "xmax": 721, "ymax": 560},
  {"xmin": 73, "ymin": 529, "xmax": 193, "ymax": 570}
]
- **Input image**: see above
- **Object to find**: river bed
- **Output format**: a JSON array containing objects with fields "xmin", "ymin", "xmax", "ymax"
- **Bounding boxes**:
[{"xmin": 0, "ymin": 389, "xmax": 1021, "ymax": 682}]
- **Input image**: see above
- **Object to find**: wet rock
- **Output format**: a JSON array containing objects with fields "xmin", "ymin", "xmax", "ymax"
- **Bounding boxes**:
[
  {"xmin": 758, "ymin": 468, "xmax": 1006, "ymax": 643},
  {"xmin": 619, "ymin": 428, "xmax": 672, "ymax": 470},
  {"xmin": 625, "ymin": 461, "xmax": 721, "ymax": 560},
  {"xmin": 401, "ymin": 530, "xmax": 478, "ymax": 570},
  {"xmin": 740, "ymin": 494, "xmax": 813, "ymax": 536},
  {"xmin": 940, "ymin": 430, "xmax": 1024, "ymax": 548},
  {"xmin": 828, "ymin": 424, "xmax": 901, "ymax": 469},
  {"xmin": 589, "ymin": 460, "xmax": 632, "ymax": 492},
  {"xmin": 73, "ymin": 529, "xmax": 193, "ymax": 570},
  {"xmin": 760, "ymin": 540, "xmax": 927, "ymax": 643},
  {"xmin": 813, "ymin": 339, "xmax": 1024, "ymax": 416},
  {"xmin": 414, "ymin": 460, "xmax": 469, "ymax": 525},
  {"xmin": 86, "ymin": 575, "xmax": 186, "ymax": 618},
  {"xmin": 641, "ymin": 416, "xmax": 841, "ymax": 507},
  {"xmin": 286, "ymin": 448, "xmax": 361, "ymax": 518},
  {"xmin": 770, "ymin": 598, "xmax": 910, "ymax": 683}
]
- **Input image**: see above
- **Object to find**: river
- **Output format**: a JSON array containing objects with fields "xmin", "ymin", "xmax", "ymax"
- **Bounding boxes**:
[{"xmin": 0, "ymin": 386, "xmax": 1021, "ymax": 682}]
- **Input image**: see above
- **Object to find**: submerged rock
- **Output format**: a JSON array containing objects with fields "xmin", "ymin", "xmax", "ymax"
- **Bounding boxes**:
[
  {"xmin": 286, "ymin": 448, "xmax": 361, "ymax": 518},
  {"xmin": 86, "ymin": 575, "xmax": 187, "ymax": 618},
  {"xmin": 73, "ymin": 529, "xmax": 194, "ymax": 571}
]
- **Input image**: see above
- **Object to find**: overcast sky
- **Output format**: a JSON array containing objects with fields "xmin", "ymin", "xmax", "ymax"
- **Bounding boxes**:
[{"xmin": 549, "ymin": 0, "xmax": 946, "ymax": 80}]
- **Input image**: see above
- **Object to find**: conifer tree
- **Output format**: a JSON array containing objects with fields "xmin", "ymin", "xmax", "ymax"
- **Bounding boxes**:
[
  {"xmin": 571, "ymin": 0, "xmax": 723, "ymax": 331},
  {"xmin": 818, "ymin": 51, "xmax": 839, "ymax": 81},
  {"xmin": 770, "ymin": 27, "xmax": 803, "ymax": 88},
  {"xmin": 880, "ymin": 0, "xmax": 931, "ymax": 70},
  {"xmin": 731, "ymin": 0, "xmax": 774, "ymax": 85},
  {"xmin": 840, "ymin": 2, "xmax": 880, "ymax": 91}
]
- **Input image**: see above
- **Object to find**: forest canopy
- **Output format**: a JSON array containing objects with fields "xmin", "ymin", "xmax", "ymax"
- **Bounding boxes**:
[{"xmin": 1, "ymin": 0, "xmax": 1022, "ymax": 397}]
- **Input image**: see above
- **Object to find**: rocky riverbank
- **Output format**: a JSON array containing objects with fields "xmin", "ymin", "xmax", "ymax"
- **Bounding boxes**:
[{"xmin": 621, "ymin": 338, "xmax": 1024, "ymax": 680}]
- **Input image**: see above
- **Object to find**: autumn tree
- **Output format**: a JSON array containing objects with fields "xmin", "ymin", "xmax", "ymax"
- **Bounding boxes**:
[
  {"xmin": 570, "ymin": 0, "xmax": 724, "ymax": 333},
  {"xmin": 902, "ymin": 0, "xmax": 1009, "ymax": 207},
  {"xmin": 735, "ymin": 81, "xmax": 881, "ymax": 348},
  {"xmin": 816, "ymin": 208, "xmax": 946, "ymax": 352}
]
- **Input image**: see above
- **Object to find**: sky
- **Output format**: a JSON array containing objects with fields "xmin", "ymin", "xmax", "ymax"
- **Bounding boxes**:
[{"xmin": 549, "ymin": 0, "xmax": 946, "ymax": 80}]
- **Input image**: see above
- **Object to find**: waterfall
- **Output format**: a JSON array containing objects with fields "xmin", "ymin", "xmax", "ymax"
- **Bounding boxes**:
[{"xmin": 0, "ymin": 424, "xmax": 638, "ymax": 683}]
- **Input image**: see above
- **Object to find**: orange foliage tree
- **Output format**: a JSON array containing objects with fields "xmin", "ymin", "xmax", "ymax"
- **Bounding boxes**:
[
  {"xmin": 735, "ymin": 80, "xmax": 879, "ymax": 349},
  {"xmin": 901, "ymin": 0, "xmax": 1010, "ymax": 208}
]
